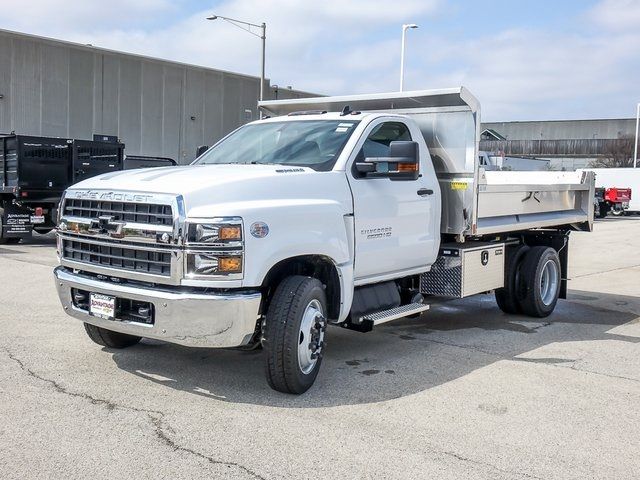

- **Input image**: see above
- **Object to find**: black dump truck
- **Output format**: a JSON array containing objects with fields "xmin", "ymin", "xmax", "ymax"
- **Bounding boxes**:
[{"xmin": 0, "ymin": 134, "xmax": 124, "ymax": 244}]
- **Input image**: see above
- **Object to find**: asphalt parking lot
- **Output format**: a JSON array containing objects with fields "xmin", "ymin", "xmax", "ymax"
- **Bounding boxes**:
[{"xmin": 1, "ymin": 217, "xmax": 639, "ymax": 479}]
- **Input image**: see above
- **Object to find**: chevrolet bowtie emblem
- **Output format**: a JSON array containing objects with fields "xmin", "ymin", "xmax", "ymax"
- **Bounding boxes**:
[{"xmin": 89, "ymin": 215, "xmax": 125, "ymax": 237}]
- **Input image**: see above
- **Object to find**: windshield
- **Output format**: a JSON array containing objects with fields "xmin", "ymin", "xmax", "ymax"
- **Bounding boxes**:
[{"xmin": 193, "ymin": 120, "xmax": 359, "ymax": 171}]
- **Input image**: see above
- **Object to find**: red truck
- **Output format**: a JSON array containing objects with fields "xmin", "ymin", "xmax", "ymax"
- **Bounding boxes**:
[{"xmin": 595, "ymin": 187, "xmax": 632, "ymax": 218}]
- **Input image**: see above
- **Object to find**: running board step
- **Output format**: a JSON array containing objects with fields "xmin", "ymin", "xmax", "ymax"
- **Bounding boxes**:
[{"xmin": 361, "ymin": 302, "xmax": 430, "ymax": 326}]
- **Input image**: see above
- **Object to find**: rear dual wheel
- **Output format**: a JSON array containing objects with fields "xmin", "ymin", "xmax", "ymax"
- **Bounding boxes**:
[
  {"xmin": 495, "ymin": 245, "xmax": 561, "ymax": 318},
  {"xmin": 495, "ymin": 245, "xmax": 529, "ymax": 314},
  {"xmin": 517, "ymin": 247, "xmax": 561, "ymax": 317}
]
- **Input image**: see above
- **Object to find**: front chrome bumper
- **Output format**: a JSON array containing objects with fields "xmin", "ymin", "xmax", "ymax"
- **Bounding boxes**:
[{"xmin": 53, "ymin": 266, "xmax": 262, "ymax": 348}]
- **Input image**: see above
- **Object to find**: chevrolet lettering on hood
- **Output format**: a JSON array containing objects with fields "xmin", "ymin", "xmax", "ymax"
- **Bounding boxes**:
[{"xmin": 72, "ymin": 190, "xmax": 154, "ymax": 203}]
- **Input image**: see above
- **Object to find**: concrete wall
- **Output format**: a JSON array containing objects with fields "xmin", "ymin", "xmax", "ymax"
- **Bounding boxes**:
[
  {"xmin": 482, "ymin": 119, "xmax": 636, "ymax": 141},
  {"xmin": 0, "ymin": 29, "xmax": 316, "ymax": 164}
]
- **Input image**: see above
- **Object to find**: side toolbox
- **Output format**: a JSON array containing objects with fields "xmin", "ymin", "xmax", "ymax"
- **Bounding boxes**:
[{"xmin": 421, "ymin": 242, "xmax": 505, "ymax": 298}]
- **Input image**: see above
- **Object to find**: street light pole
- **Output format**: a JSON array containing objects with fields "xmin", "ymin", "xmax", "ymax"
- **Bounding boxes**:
[
  {"xmin": 260, "ymin": 22, "xmax": 266, "ymax": 103},
  {"xmin": 207, "ymin": 14, "xmax": 266, "ymax": 102},
  {"xmin": 400, "ymin": 23, "xmax": 418, "ymax": 92},
  {"xmin": 634, "ymin": 102, "xmax": 639, "ymax": 168}
]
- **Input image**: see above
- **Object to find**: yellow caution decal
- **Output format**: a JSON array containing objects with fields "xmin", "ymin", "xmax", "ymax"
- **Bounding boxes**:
[{"xmin": 450, "ymin": 181, "xmax": 468, "ymax": 190}]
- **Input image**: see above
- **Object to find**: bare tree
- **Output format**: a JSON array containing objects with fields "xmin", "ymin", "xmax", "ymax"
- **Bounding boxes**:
[{"xmin": 589, "ymin": 134, "xmax": 636, "ymax": 168}]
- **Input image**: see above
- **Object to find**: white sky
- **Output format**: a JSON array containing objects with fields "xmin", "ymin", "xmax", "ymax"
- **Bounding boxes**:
[{"xmin": 3, "ymin": 0, "xmax": 639, "ymax": 121}]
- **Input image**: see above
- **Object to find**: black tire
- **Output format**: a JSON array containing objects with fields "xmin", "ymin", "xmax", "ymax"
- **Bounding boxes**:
[
  {"xmin": 516, "ymin": 246, "xmax": 561, "ymax": 318},
  {"xmin": 0, "ymin": 206, "xmax": 20, "ymax": 244},
  {"xmin": 83, "ymin": 323, "xmax": 141, "ymax": 348},
  {"xmin": 0, "ymin": 236, "xmax": 20, "ymax": 244},
  {"xmin": 263, "ymin": 275, "xmax": 327, "ymax": 394},
  {"xmin": 495, "ymin": 244, "xmax": 529, "ymax": 314},
  {"xmin": 597, "ymin": 203, "xmax": 607, "ymax": 218},
  {"xmin": 610, "ymin": 208, "xmax": 624, "ymax": 217},
  {"xmin": 34, "ymin": 227, "xmax": 54, "ymax": 234}
]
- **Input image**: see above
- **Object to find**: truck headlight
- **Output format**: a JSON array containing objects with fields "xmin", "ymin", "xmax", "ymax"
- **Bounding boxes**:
[
  {"xmin": 187, "ymin": 253, "xmax": 243, "ymax": 275},
  {"xmin": 184, "ymin": 218, "xmax": 243, "ymax": 278},
  {"xmin": 187, "ymin": 218, "xmax": 243, "ymax": 245}
]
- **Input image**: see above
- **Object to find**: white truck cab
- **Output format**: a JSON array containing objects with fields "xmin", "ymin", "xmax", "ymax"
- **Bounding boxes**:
[{"xmin": 54, "ymin": 88, "xmax": 595, "ymax": 394}]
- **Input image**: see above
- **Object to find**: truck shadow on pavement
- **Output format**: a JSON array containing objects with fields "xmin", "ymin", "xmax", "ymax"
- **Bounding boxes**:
[
  {"xmin": 19, "ymin": 233, "xmax": 57, "ymax": 246},
  {"xmin": 109, "ymin": 290, "xmax": 639, "ymax": 407}
]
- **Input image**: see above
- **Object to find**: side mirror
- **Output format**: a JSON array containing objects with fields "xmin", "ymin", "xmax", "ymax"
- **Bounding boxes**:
[
  {"xmin": 196, "ymin": 145, "xmax": 209, "ymax": 157},
  {"xmin": 355, "ymin": 140, "xmax": 419, "ymax": 180}
]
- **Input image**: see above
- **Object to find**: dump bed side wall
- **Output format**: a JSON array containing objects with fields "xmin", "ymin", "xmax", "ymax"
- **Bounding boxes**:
[
  {"xmin": 1, "ymin": 136, "xmax": 19, "ymax": 189},
  {"xmin": 72, "ymin": 140, "xmax": 124, "ymax": 183},
  {"xmin": 17, "ymin": 136, "xmax": 71, "ymax": 196},
  {"xmin": 475, "ymin": 170, "xmax": 594, "ymax": 235}
]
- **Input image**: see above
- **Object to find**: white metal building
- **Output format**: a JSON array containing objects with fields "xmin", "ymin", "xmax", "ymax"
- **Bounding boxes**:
[{"xmin": 0, "ymin": 29, "xmax": 314, "ymax": 164}]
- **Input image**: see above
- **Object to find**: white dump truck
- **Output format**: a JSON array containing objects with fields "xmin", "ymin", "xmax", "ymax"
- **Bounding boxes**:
[{"xmin": 53, "ymin": 88, "xmax": 594, "ymax": 394}]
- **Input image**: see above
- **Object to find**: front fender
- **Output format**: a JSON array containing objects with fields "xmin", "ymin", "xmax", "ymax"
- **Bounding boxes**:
[
  {"xmin": 242, "ymin": 201, "xmax": 354, "ymax": 322},
  {"xmin": 242, "ymin": 200, "xmax": 352, "ymax": 284}
]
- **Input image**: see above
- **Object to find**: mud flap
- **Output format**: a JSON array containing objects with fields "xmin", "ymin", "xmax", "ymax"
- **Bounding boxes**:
[{"xmin": 2, "ymin": 203, "xmax": 33, "ymax": 238}]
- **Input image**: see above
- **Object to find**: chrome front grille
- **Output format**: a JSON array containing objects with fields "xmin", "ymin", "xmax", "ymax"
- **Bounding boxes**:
[
  {"xmin": 63, "ymin": 199, "xmax": 173, "ymax": 226},
  {"xmin": 62, "ymin": 238, "xmax": 172, "ymax": 276},
  {"xmin": 59, "ymin": 191, "xmax": 183, "ymax": 284}
]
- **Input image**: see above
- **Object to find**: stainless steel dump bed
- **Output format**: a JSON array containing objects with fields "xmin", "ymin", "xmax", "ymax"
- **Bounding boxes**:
[
  {"xmin": 477, "ymin": 170, "xmax": 593, "ymax": 235},
  {"xmin": 259, "ymin": 87, "xmax": 594, "ymax": 236}
]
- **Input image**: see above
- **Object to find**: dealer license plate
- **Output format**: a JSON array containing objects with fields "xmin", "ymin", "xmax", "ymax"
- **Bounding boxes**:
[{"xmin": 90, "ymin": 293, "xmax": 115, "ymax": 320}]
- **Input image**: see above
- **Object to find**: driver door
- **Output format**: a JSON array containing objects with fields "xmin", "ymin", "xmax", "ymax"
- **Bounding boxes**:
[{"xmin": 347, "ymin": 119, "xmax": 438, "ymax": 282}]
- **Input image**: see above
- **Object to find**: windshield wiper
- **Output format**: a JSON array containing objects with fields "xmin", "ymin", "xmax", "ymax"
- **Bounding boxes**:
[{"xmin": 249, "ymin": 161, "xmax": 289, "ymax": 166}]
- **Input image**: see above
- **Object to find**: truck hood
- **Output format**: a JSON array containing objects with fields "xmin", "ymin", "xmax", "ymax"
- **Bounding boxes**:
[{"xmin": 67, "ymin": 164, "xmax": 352, "ymax": 216}]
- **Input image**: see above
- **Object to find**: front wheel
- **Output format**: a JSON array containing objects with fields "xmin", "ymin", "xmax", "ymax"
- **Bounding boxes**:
[
  {"xmin": 83, "ymin": 323, "xmax": 141, "ymax": 348},
  {"xmin": 263, "ymin": 275, "xmax": 328, "ymax": 394},
  {"xmin": 610, "ymin": 208, "xmax": 624, "ymax": 216}
]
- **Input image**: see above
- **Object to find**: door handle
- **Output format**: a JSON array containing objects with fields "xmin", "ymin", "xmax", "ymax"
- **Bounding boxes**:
[{"xmin": 417, "ymin": 188, "xmax": 433, "ymax": 196}]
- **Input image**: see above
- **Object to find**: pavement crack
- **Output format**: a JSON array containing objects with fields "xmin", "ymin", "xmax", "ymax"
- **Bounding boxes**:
[
  {"xmin": 572, "ymin": 263, "xmax": 640, "ymax": 279},
  {"xmin": 0, "ymin": 255, "xmax": 57, "ymax": 268},
  {"xmin": 531, "ymin": 322, "xmax": 552, "ymax": 331},
  {"xmin": 512, "ymin": 355, "xmax": 640, "ymax": 384},
  {"xmin": 442, "ymin": 450, "xmax": 543, "ymax": 479},
  {"xmin": 568, "ymin": 363, "xmax": 640, "ymax": 384},
  {"xmin": 149, "ymin": 416, "xmax": 267, "ymax": 480},
  {"xmin": 3, "ymin": 348, "xmax": 266, "ymax": 480},
  {"xmin": 4, "ymin": 349, "xmax": 120, "ymax": 410},
  {"xmin": 417, "ymin": 337, "xmax": 504, "ymax": 357}
]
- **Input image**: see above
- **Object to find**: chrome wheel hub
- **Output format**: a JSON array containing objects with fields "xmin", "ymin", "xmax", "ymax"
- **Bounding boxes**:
[
  {"xmin": 539, "ymin": 259, "xmax": 559, "ymax": 306},
  {"xmin": 298, "ymin": 299, "xmax": 326, "ymax": 375}
]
